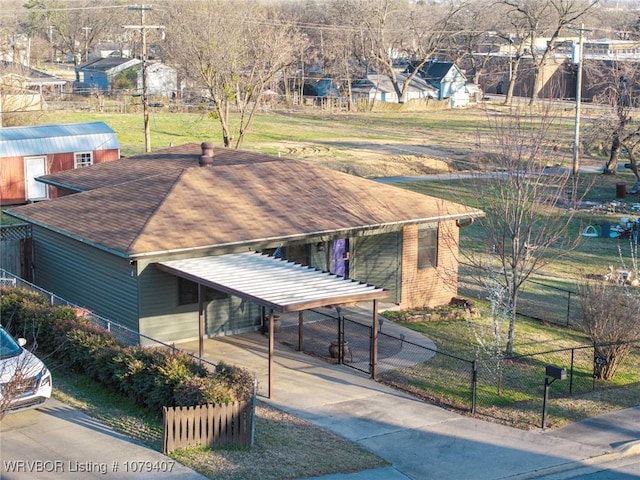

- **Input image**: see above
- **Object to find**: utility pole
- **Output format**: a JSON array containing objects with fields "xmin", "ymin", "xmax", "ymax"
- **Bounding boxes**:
[
  {"xmin": 82, "ymin": 27, "xmax": 92, "ymax": 62},
  {"xmin": 124, "ymin": 5, "xmax": 163, "ymax": 153},
  {"xmin": 48, "ymin": 25, "xmax": 54, "ymax": 63},
  {"xmin": 569, "ymin": 23, "xmax": 592, "ymax": 177}
]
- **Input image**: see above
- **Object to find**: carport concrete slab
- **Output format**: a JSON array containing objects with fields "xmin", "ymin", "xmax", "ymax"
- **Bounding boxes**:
[{"xmin": 178, "ymin": 313, "xmax": 636, "ymax": 480}]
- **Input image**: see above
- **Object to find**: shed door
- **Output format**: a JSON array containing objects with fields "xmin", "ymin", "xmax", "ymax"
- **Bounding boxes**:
[{"xmin": 25, "ymin": 157, "xmax": 47, "ymax": 201}]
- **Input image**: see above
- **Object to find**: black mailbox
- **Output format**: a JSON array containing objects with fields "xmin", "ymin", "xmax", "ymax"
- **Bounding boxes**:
[{"xmin": 545, "ymin": 365, "xmax": 567, "ymax": 380}]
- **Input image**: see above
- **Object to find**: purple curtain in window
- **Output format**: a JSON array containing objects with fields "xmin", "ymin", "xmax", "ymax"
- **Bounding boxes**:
[{"xmin": 331, "ymin": 239, "xmax": 347, "ymax": 277}]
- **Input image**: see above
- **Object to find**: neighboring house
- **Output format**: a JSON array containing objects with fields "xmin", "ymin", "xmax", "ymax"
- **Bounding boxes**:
[
  {"xmin": 0, "ymin": 62, "xmax": 66, "ymax": 113},
  {"xmin": 5, "ymin": 143, "xmax": 483, "ymax": 346},
  {"xmin": 0, "ymin": 122, "xmax": 120, "ymax": 205},
  {"xmin": 74, "ymin": 57, "xmax": 141, "ymax": 90},
  {"xmin": 420, "ymin": 61, "xmax": 467, "ymax": 100},
  {"xmin": 408, "ymin": 61, "xmax": 468, "ymax": 102},
  {"xmin": 304, "ymin": 78, "xmax": 340, "ymax": 98},
  {"xmin": 351, "ymin": 74, "xmax": 438, "ymax": 104},
  {"xmin": 136, "ymin": 62, "xmax": 178, "ymax": 97},
  {"xmin": 0, "ymin": 61, "xmax": 67, "ymax": 95},
  {"xmin": 91, "ymin": 42, "xmax": 131, "ymax": 60}
]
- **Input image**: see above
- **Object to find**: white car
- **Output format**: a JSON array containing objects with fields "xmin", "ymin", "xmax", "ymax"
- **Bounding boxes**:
[{"xmin": 0, "ymin": 326, "xmax": 52, "ymax": 414}]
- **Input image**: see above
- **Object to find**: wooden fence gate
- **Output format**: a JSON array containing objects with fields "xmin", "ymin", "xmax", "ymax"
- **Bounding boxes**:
[
  {"xmin": 0, "ymin": 224, "xmax": 32, "ymax": 281},
  {"xmin": 163, "ymin": 400, "xmax": 254, "ymax": 454}
]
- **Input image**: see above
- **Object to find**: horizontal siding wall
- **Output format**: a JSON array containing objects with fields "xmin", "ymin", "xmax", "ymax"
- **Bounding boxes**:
[
  {"xmin": 138, "ymin": 256, "xmax": 261, "ymax": 344},
  {"xmin": 351, "ymin": 231, "xmax": 401, "ymax": 303},
  {"xmin": 32, "ymin": 227, "xmax": 139, "ymax": 330}
]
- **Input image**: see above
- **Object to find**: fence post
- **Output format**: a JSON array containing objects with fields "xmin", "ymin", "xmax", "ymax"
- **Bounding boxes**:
[
  {"xmin": 250, "ymin": 380, "xmax": 257, "ymax": 448},
  {"xmin": 471, "ymin": 360, "xmax": 477, "ymax": 414},
  {"xmin": 566, "ymin": 291, "xmax": 571, "ymax": 327},
  {"xmin": 569, "ymin": 348, "xmax": 575, "ymax": 394}
]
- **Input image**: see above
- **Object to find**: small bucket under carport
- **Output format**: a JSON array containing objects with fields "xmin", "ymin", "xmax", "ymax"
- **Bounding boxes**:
[{"xmin": 616, "ymin": 182, "xmax": 627, "ymax": 198}]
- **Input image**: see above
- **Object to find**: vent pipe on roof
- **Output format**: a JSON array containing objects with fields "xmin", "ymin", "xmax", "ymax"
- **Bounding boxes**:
[{"xmin": 199, "ymin": 141, "xmax": 215, "ymax": 167}]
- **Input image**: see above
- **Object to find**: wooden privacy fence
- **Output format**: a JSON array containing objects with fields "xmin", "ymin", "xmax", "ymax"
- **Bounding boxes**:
[{"xmin": 163, "ymin": 400, "xmax": 254, "ymax": 454}]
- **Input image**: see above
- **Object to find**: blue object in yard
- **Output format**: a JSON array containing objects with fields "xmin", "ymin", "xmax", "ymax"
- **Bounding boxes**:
[{"xmin": 599, "ymin": 222, "xmax": 610, "ymax": 238}]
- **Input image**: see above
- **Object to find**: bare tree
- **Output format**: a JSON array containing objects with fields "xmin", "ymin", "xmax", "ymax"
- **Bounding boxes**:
[
  {"xmin": 0, "ymin": 63, "xmax": 45, "ymax": 127},
  {"xmin": 0, "ymin": 344, "xmax": 33, "ymax": 421},
  {"xmin": 462, "ymin": 103, "xmax": 585, "ymax": 356},
  {"xmin": 165, "ymin": 0, "xmax": 307, "ymax": 148},
  {"xmin": 500, "ymin": 0, "xmax": 597, "ymax": 105},
  {"xmin": 446, "ymin": 0, "xmax": 501, "ymax": 86},
  {"xmin": 22, "ymin": 0, "xmax": 126, "ymax": 64},
  {"xmin": 0, "ymin": 321, "xmax": 50, "ymax": 421},
  {"xmin": 318, "ymin": 1, "xmax": 370, "ymax": 112},
  {"xmin": 357, "ymin": 0, "xmax": 463, "ymax": 104},
  {"xmin": 583, "ymin": 60, "xmax": 640, "ymax": 188},
  {"xmin": 577, "ymin": 274, "xmax": 640, "ymax": 381}
]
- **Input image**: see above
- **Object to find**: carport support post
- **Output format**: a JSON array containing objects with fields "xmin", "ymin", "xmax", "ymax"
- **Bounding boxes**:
[
  {"xmin": 268, "ymin": 310, "xmax": 275, "ymax": 399},
  {"xmin": 371, "ymin": 300, "xmax": 378, "ymax": 379},
  {"xmin": 297, "ymin": 311, "xmax": 304, "ymax": 351},
  {"xmin": 198, "ymin": 284, "xmax": 204, "ymax": 358}
]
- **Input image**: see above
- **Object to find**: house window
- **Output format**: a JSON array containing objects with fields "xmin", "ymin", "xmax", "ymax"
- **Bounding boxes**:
[
  {"xmin": 417, "ymin": 225, "xmax": 438, "ymax": 270},
  {"xmin": 74, "ymin": 152, "xmax": 93, "ymax": 168},
  {"xmin": 178, "ymin": 277, "xmax": 228, "ymax": 305}
]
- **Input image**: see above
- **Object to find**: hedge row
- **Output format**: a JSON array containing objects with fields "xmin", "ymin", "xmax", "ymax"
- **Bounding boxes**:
[{"xmin": 0, "ymin": 287, "xmax": 255, "ymax": 414}]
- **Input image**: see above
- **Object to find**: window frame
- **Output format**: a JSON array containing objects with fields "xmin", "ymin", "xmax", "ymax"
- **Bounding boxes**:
[
  {"xmin": 74, "ymin": 151, "xmax": 94, "ymax": 168},
  {"xmin": 417, "ymin": 225, "xmax": 439, "ymax": 270},
  {"xmin": 177, "ymin": 277, "xmax": 229, "ymax": 306}
]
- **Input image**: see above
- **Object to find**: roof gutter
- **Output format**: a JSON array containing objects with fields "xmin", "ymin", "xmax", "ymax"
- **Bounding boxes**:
[
  {"xmin": 4, "ymin": 209, "xmax": 483, "ymax": 262},
  {"xmin": 3, "ymin": 211, "xmax": 131, "ymax": 259},
  {"xmin": 35, "ymin": 178, "xmax": 85, "ymax": 192},
  {"xmin": 129, "ymin": 210, "xmax": 484, "ymax": 260}
]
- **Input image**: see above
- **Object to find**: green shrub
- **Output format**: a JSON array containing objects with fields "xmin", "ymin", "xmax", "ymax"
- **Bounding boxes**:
[
  {"xmin": 1, "ymin": 288, "xmax": 255, "ymax": 415},
  {"xmin": 214, "ymin": 362, "xmax": 255, "ymax": 400},
  {"xmin": 174, "ymin": 376, "xmax": 235, "ymax": 405},
  {"xmin": 112, "ymin": 348, "xmax": 163, "ymax": 408},
  {"xmin": 0, "ymin": 287, "xmax": 51, "ymax": 340},
  {"xmin": 62, "ymin": 324, "xmax": 122, "ymax": 375}
]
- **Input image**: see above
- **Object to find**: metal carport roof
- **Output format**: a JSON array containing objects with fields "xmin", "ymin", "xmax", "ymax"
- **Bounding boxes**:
[
  {"xmin": 156, "ymin": 251, "xmax": 389, "ymax": 313},
  {"xmin": 156, "ymin": 251, "xmax": 389, "ymax": 397}
]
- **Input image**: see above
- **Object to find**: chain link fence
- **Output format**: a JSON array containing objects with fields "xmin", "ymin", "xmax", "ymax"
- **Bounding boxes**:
[
  {"xmin": 0, "ymin": 269, "xmax": 215, "ymax": 368},
  {"xmin": 3, "ymin": 269, "xmax": 638, "ymax": 426},
  {"xmin": 377, "ymin": 328, "xmax": 640, "ymax": 421},
  {"xmin": 517, "ymin": 279, "xmax": 583, "ymax": 328}
]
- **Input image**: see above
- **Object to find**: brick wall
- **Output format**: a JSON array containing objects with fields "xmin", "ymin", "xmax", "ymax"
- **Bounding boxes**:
[{"xmin": 399, "ymin": 221, "xmax": 459, "ymax": 309}]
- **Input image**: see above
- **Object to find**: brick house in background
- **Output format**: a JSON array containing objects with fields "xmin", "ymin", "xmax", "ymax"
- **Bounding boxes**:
[
  {"xmin": 0, "ymin": 122, "xmax": 120, "ymax": 205},
  {"xmin": 6, "ymin": 143, "xmax": 483, "ymax": 345}
]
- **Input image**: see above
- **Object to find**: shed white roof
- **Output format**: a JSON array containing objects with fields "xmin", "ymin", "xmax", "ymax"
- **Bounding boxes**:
[
  {"xmin": 0, "ymin": 121, "xmax": 120, "ymax": 158},
  {"xmin": 157, "ymin": 252, "xmax": 389, "ymax": 312}
]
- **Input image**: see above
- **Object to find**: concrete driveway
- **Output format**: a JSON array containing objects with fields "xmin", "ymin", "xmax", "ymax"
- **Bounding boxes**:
[{"xmin": 0, "ymin": 399, "xmax": 206, "ymax": 480}]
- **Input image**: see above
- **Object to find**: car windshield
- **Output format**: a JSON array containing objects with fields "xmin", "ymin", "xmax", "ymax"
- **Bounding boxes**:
[{"xmin": 0, "ymin": 327, "xmax": 22, "ymax": 360}]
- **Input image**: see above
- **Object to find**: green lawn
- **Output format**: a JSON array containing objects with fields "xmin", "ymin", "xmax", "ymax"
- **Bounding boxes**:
[{"xmin": 13, "ymin": 105, "xmax": 640, "ymax": 434}]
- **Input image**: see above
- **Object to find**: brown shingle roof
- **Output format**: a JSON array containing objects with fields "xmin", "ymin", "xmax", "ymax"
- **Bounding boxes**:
[{"xmin": 7, "ymin": 144, "xmax": 483, "ymax": 257}]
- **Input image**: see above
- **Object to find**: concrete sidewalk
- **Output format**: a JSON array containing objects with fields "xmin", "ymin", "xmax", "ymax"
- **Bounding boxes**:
[
  {"xmin": 179, "ymin": 305, "xmax": 640, "ymax": 480},
  {"xmin": 0, "ymin": 398, "xmax": 207, "ymax": 479}
]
